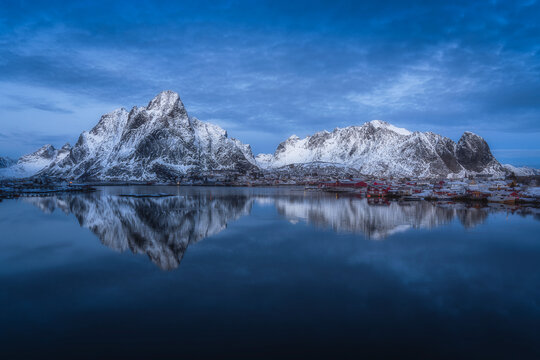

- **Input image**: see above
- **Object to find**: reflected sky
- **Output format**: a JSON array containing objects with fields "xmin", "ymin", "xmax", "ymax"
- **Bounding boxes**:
[
  {"xmin": 1, "ymin": 186, "xmax": 539, "ymax": 358},
  {"xmin": 17, "ymin": 186, "xmax": 540, "ymax": 269}
]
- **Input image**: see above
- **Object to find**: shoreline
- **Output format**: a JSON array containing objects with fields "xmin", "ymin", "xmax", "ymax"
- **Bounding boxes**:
[{"xmin": 1, "ymin": 183, "xmax": 539, "ymax": 206}]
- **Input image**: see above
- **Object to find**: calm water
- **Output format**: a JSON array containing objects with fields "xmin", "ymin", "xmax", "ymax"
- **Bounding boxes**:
[{"xmin": 1, "ymin": 186, "xmax": 539, "ymax": 359}]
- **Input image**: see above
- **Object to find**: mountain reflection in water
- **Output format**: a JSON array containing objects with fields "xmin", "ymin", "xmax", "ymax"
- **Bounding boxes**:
[{"xmin": 25, "ymin": 188, "xmax": 539, "ymax": 270}]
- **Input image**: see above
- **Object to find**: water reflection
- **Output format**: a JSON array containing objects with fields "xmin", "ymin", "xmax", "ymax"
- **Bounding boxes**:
[
  {"xmin": 271, "ymin": 196, "xmax": 516, "ymax": 237},
  {"xmin": 25, "ymin": 189, "xmax": 539, "ymax": 269},
  {"xmin": 26, "ymin": 193, "xmax": 252, "ymax": 270}
]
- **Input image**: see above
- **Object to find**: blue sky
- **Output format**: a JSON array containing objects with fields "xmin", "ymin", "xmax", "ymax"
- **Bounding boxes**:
[{"xmin": 1, "ymin": 0, "xmax": 539, "ymax": 166}]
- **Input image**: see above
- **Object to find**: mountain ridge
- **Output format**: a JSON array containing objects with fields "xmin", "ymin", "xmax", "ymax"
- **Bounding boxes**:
[
  {"xmin": 0, "ymin": 91, "xmax": 531, "ymax": 181},
  {"xmin": 42, "ymin": 90, "xmax": 258, "ymax": 181},
  {"xmin": 256, "ymin": 120, "xmax": 506, "ymax": 179},
  {"xmin": 0, "ymin": 144, "xmax": 71, "ymax": 179}
]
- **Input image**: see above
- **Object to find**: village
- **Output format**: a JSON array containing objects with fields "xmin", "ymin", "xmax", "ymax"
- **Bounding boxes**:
[
  {"xmin": 313, "ymin": 177, "xmax": 540, "ymax": 204},
  {"xmin": 183, "ymin": 170, "xmax": 540, "ymax": 205},
  {"xmin": 1, "ymin": 170, "xmax": 539, "ymax": 205}
]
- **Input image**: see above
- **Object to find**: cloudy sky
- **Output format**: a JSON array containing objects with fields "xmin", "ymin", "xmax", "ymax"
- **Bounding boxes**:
[{"xmin": 1, "ymin": 0, "xmax": 539, "ymax": 166}]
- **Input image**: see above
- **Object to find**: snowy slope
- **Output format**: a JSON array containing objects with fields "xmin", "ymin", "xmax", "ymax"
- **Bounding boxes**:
[
  {"xmin": 258, "ymin": 120, "xmax": 506, "ymax": 178},
  {"xmin": 503, "ymin": 164, "xmax": 540, "ymax": 176},
  {"xmin": 254, "ymin": 153, "xmax": 274, "ymax": 170},
  {"xmin": 44, "ymin": 91, "xmax": 258, "ymax": 181},
  {"xmin": 0, "ymin": 144, "xmax": 71, "ymax": 179}
]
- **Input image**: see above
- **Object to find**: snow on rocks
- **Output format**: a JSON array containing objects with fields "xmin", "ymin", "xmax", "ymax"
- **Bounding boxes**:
[
  {"xmin": 41, "ymin": 91, "xmax": 258, "ymax": 181},
  {"xmin": 257, "ymin": 120, "xmax": 507, "ymax": 179},
  {"xmin": 0, "ymin": 144, "xmax": 71, "ymax": 179},
  {"xmin": 1, "ymin": 90, "xmax": 531, "ymax": 182},
  {"xmin": 503, "ymin": 164, "xmax": 540, "ymax": 176}
]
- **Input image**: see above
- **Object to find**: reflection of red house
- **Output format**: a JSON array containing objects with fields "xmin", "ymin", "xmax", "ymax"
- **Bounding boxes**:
[{"xmin": 367, "ymin": 185, "xmax": 390, "ymax": 197}]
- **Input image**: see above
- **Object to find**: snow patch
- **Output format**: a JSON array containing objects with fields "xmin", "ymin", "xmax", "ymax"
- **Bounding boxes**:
[
  {"xmin": 369, "ymin": 120, "xmax": 412, "ymax": 136},
  {"xmin": 503, "ymin": 164, "xmax": 540, "ymax": 176}
]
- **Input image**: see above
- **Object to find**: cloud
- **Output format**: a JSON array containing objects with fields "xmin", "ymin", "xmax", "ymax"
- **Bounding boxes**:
[
  {"xmin": 347, "ymin": 73, "xmax": 433, "ymax": 110},
  {"xmin": 0, "ymin": 0, "xmax": 538, "ymax": 165},
  {"xmin": 5, "ymin": 95, "xmax": 73, "ymax": 114}
]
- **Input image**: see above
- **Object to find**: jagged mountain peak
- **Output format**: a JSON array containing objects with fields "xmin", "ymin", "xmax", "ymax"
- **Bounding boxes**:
[
  {"xmin": 455, "ymin": 131, "xmax": 496, "ymax": 172},
  {"xmin": 365, "ymin": 120, "xmax": 412, "ymax": 136},
  {"xmin": 22, "ymin": 144, "xmax": 57, "ymax": 160},
  {"xmin": 368, "ymin": 119, "xmax": 388, "ymax": 126},
  {"xmin": 118, "ymin": 91, "xmax": 189, "ymax": 132},
  {"xmin": 457, "ymin": 131, "xmax": 491, "ymax": 153},
  {"xmin": 287, "ymin": 134, "xmax": 300, "ymax": 141},
  {"xmin": 36, "ymin": 144, "xmax": 55, "ymax": 151},
  {"xmin": 146, "ymin": 90, "xmax": 186, "ymax": 117},
  {"xmin": 41, "ymin": 91, "xmax": 258, "ymax": 181},
  {"xmin": 0, "ymin": 143, "xmax": 69, "ymax": 179},
  {"xmin": 262, "ymin": 120, "xmax": 505, "ymax": 178},
  {"xmin": 306, "ymin": 120, "xmax": 412, "ymax": 139},
  {"xmin": 459, "ymin": 131, "xmax": 482, "ymax": 140},
  {"xmin": 148, "ymin": 90, "xmax": 180, "ymax": 107}
]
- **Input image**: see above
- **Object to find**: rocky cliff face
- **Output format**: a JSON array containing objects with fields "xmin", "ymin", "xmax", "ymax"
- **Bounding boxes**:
[
  {"xmin": 43, "ymin": 91, "xmax": 258, "ymax": 181},
  {"xmin": 455, "ymin": 132, "xmax": 501, "ymax": 173},
  {"xmin": 257, "ymin": 120, "xmax": 506, "ymax": 178}
]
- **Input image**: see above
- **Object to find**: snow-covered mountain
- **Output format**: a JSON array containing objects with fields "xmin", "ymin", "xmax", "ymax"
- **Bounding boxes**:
[
  {"xmin": 257, "ymin": 120, "xmax": 506, "ymax": 178},
  {"xmin": 0, "ymin": 91, "xmax": 522, "ymax": 181},
  {"xmin": 503, "ymin": 164, "xmax": 540, "ymax": 176},
  {"xmin": 0, "ymin": 144, "xmax": 71, "ymax": 179},
  {"xmin": 43, "ymin": 90, "xmax": 258, "ymax": 181}
]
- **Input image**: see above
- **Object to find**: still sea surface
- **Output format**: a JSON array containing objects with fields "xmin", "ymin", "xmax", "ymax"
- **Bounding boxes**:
[{"xmin": 1, "ymin": 186, "xmax": 539, "ymax": 359}]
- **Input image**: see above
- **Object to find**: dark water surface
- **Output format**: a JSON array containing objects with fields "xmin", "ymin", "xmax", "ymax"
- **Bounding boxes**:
[{"xmin": 1, "ymin": 186, "xmax": 539, "ymax": 359}]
